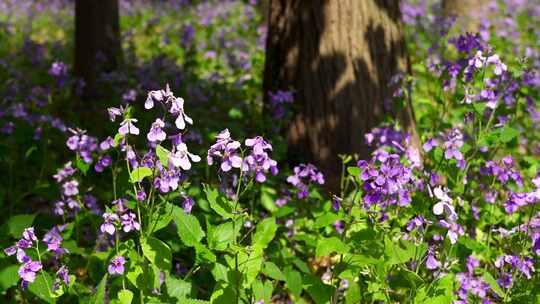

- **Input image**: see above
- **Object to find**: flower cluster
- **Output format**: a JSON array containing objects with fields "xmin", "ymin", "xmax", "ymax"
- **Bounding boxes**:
[
  {"xmin": 207, "ymin": 129, "xmax": 278, "ymax": 183},
  {"xmin": 357, "ymin": 150, "xmax": 420, "ymax": 218},
  {"xmin": 4, "ymin": 227, "xmax": 69, "ymax": 289},
  {"xmin": 99, "ymin": 198, "xmax": 141, "ymax": 235},
  {"xmin": 286, "ymin": 163, "xmax": 325, "ymax": 199}
]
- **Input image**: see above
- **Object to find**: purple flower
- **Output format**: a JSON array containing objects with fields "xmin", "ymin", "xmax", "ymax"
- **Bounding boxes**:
[
  {"xmin": 145, "ymin": 85, "xmax": 174, "ymax": 110},
  {"xmin": 422, "ymin": 138, "xmax": 439, "ymax": 152},
  {"xmin": 169, "ymin": 142, "xmax": 201, "ymax": 170},
  {"xmin": 486, "ymin": 54, "xmax": 507, "ymax": 75},
  {"xmin": 121, "ymin": 213, "xmax": 141, "ymax": 233},
  {"xmin": 43, "ymin": 225, "xmax": 67, "ymax": 255},
  {"xmin": 207, "ymin": 129, "xmax": 243, "ymax": 171},
  {"xmin": 62, "ymin": 180, "xmax": 79, "ymax": 197},
  {"xmin": 48, "ymin": 61, "xmax": 68, "ymax": 77},
  {"xmin": 136, "ymin": 190, "xmax": 147, "ymax": 202},
  {"xmin": 53, "ymin": 162, "xmax": 76, "ymax": 183},
  {"xmin": 108, "ymin": 256, "xmax": 126, "ymax": 275},
  {"xmin": 170, "ymin": 97, "xmax": 193, "ymax": 130},
  {"xmin": 22, "ymin": 227, "xmax": 37, "ymax": 243},
  {"xmin": 57, "ymin": 266, "xmax": 70, "ymax": 286},
  {"xmin": 426, "ymin": 251, "xmax": 441, "ymax": 270},
  {"xmin": 107, "ymin": 107, "xmax": 125, "ymax": 122},
  {"xmin": 332, "ymin": 196, "xmax": 342, "ymax": 211},
  {"xmin": 94, "ymin": 155, "xmax": 112, "ymax": 173},
  {"xmin": 99, "ymin": 137, "xmax": 114, "ymax": 151},
  {"xmin": 287, "ymin": 164, "xmax": 324, "ymax": 199},
  {"xmin": 118, "ymin": 118, "xmax": 140, "ymax": 135},
  {"xmin": 100, "ymin": 213, "xmax": 119, "ymax": 235},
  {"xmin": 122, "ymin": 89, "xmax": 137, "ymax": 103},
  {"xmin": 442, "ymin": 128, "xmax": 464, "ymax": 162},
  {"xmin": 182, "ymin": 196, "xmax": 195, "ymax": 213},
  {"xmin": 18, "ymin": 260, "xmax": 43, "ymax": 284},
  {"xmin": 147, "ymin": 118, "xmax": 166, "ymax": 142},
  {"xmin": 242, "ymin": 143, "xmax": 278, "ymax": 183},
  {"xmin": 357, "ymin": 151, "xmax": 418, "ymax": 213}
]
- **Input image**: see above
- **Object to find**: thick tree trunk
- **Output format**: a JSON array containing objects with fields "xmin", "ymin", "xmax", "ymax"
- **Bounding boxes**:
[
  {"xmin": 74, "ymin": 0, "xmax": 121, "ymax": 99},
  {"xmin": 443, "ymin": 0, "xmax": 489, "ymax": 31},
  {"xmin": 263, "ymin": 0, "xmax": 419, "ymax": 192}
]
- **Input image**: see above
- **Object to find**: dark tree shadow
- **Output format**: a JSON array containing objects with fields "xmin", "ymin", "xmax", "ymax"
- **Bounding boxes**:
[{"xmin": 263, "ymin": 0, "xmax": 415, "ymax": 191}]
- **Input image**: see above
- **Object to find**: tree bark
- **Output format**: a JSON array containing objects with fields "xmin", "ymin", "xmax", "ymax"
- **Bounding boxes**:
[
  {"xmin": 443, "ymin": 0, "xmax": 489, "ymax": 31},
  {"xmin": 74, "ymin": 0, "xmax": 122, "ymax": 99},
  {"xmin": 263, "ymin": 0, "xmax": 419, "ymax": 192}
]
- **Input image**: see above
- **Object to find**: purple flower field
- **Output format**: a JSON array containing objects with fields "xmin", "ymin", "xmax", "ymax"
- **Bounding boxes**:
[{"xmin": 0, "ymin": 0, "xmax": 539, "ymax": 303}]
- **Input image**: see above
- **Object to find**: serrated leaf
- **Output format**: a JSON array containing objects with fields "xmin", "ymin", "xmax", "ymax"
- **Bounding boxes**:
[
  {"xmin": 316, "ymin": 237, "xmax": 350, "ymax": 258},
  {"xmin": 141, "ymin": 237, "xmax": 172, "ymax": 272},
  {"xmin": 208, "ymin": 222, "xmax": 236, "ymax": 251},
  {"xmin": 172, "ymin": 206, "xmax": 205, "ymax": 247},
  {"xmin": 204, "ymin": 185, "xmax": 234, "ymax": 219},
  {"xmin": 499, "ymin": 126, "xmax": 519, "ymax": 143},
  {"xmin": 129, "ymin": 167, "xmax": 153, "ymax": 183},
  {"xmin": 262, "ymin": 262, "xmax": 285, "ymax": 281},
  {"xmin": 166, "ymin": 276, "xmax": 191, "ymax": 300},
  {"xmin": 118, "ymin": 289, "xmax": 133, "ymax": 304},
  {"xmin": 195, "ymin": 243, "xmax": 217, "ymax": 264},
  {"xmin": 252, "ymin": 217, "xmax": 277, "ymax": 249}
]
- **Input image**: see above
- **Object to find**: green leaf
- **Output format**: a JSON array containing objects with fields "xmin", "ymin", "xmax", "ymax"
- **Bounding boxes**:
[
  {"xmin": 195, "ymin": 243, "xmax": 217, "ymax": 264},
  {"xmin": 129, "ymin": 167, "xmax": 153, "ymax": 183},
  {"xmin": 211, "ymin": 263, "xmax": 229, "ymax": 283},
  {"xmin": 4, "ymin": 213, "xmax": 36, "ymax": 238},
  {"xmin": 0, "ymin": 265, "xmax": 19, "ymax": 291},
  {"xmin": 92, "ymin": 274, "xmax": 108, "ymax": 304},
  {"xmin": 483, "ymin": 271, "xmax": 504, "ymax": 297},
  {"xmin": 166, "ymin": 276, "xmax": 192, "ymax": 300},
  {"xmin": 204, "ymin": 185, "xmax": 234, "ymax": 219},
  {"xmin": 76, "ymin": 157, "xmax": 90, "ymax": 175},
  {"xmin": 262, "ymin": 262, "xmax": 285, "ymax": 281},
  {"xmin": 384, "ymin": 237, "xmax": 425, "ymax": 266},
  {"xmin": 252, "ymin": 280, "xmax": 273, "ymax": 304},
  {"xmin": 141, "ymin": 237, "xmax": 172, "ymax": 272},
  {"xmin": 210, "ymin": 284, "xmax": 236, "ymax": 304},
  {"xmin": 252, "ymin": 217, "xmax": 277, "ymax": 249},
  {"xmin": 118, "ymin": 289, "xmax": 134, "ymax": 304},
  {"xmin": 347, "ymin": 166, "xmax": 360, "ymax": 177},
  {"xmin": 28, "ymin": 272, "xmax": 55, "ymax": 304},
  {"xmin": 208, "ymin": 222, "xmax": 236, "ymax": 251},
  {"xmin": 155, "ymin": 145, "xmax": 170, "ymax": 167},
  {"xmin": 284, "ymin": 268, "xmax": 303, "ymax": 298},
  {"xmin": 314, "ymin": 213, "xmax": 341, "ymax": 228},
  {"xmin": 172, "ymin": 206, "xmax": 205, "ymax": 247},
  {"xmin": 499, "ymin": 126, "xmax": 519, "ymax": 143},
  {"xmin": 260, "ymin": 186, "xmax": 278, "ymax": 213},
  {"xmin": 228, "ymin": 108, "xmax": 243, "ymax": 119},
  {"xmin": 238, "ymin": 246, "xmax": 264, "ymax": 287},
  {"xmin": 148, "ymin": 202, "xmax": 175, "ymax": 234},
  {"xmin": 303, "ymin": 275, "xmax": 334, "ymax": 304},
  {"xmin": 316, "ymin": 237, "xmax": 350, "ymax": 258}
]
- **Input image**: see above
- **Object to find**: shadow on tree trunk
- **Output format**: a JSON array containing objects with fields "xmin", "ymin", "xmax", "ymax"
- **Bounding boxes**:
[{"xmin": 263, "ymin": 0, "xmax": 419, "ymax": 192}]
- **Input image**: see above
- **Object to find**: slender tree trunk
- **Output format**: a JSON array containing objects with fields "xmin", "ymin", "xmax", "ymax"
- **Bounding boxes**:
[
  {"xmin": 263, "ymin": 0, "xmax": 419, "ymax": 191},
  {"xmin": 443, "ymin": 0, "xmax": 489, "ymax": 31},
  {"xmin": 74, "ymin": 0, "xmax": 122, "ymax": 99}
]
